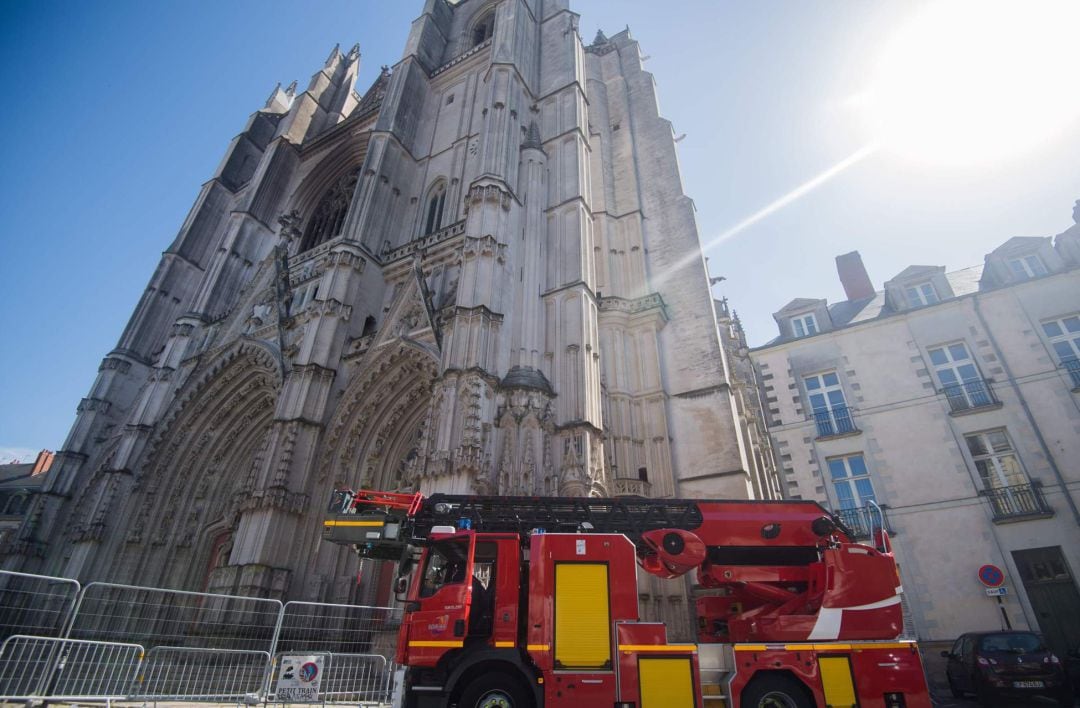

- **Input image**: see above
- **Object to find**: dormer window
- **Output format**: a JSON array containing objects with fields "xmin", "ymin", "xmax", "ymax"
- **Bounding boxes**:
[
  {"xmin": 792, "ymin": 313, "xmax": 818, "ymax": 338},
  {"xmin": 471, "ymin": 10, "xmax": 495, "ymax": 47},
  {"xmin": 905, "ymin": 281, "xmax": 939, "ymax": 307},
  {"xmin": 1008, "ymin": 254, "xmax": 1048, "ymax": 280}
]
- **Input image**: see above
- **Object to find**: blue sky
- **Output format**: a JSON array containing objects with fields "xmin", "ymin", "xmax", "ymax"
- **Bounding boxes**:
[{"xmin": 1, "ymin": 0, "xmax": 1078, "ymax": 459}]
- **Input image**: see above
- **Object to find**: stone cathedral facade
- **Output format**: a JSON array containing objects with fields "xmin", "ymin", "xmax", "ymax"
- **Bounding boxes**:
[{"xmin": 7, "ymin": 0, "xmax": 776, "ymax": 637}]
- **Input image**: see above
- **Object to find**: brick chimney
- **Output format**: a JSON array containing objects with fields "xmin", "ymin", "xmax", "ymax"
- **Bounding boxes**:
[
  {"xmin": 835, "ymin": 251, "xmax": 875, "ymax": 301},
  {"xmin": 31, "ymin": 450, "xmax": 54, "ymax": 475}
]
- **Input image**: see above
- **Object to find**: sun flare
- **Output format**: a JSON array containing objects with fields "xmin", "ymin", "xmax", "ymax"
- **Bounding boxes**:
[{"xmin": 860, "ymin": 0, "xmax": 1080, "ymax": 166}]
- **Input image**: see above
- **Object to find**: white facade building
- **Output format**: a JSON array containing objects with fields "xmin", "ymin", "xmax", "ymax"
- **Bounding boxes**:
[{"xmin": 750, "ymin": 203, "xmax": 1080, "ymax": 656}]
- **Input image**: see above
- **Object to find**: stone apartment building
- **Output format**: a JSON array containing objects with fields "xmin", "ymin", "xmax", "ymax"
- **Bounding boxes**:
[
  {"xmin": 3, "ymin": 0, "xmax": 776, "ymax": 640},
  {"xmin": 750, "ymin": 202, "xmax": 1080, "ymax": 656}
]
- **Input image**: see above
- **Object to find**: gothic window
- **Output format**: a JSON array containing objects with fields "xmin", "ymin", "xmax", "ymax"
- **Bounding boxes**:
[
  {"xmin": 471, "ymin": 9, "xmax": 495, "ymax": 47},
  {"xmin": 423, "ymin": 180, "xmax": 447, "ymax": 236},
  {"xmin": 299, "ymin": 166, "xmax": 361, "ymax": 252}
]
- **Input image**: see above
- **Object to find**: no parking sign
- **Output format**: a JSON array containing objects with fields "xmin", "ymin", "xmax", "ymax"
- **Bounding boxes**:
[{"xmin": 978, "ymin": 564, "xmax": 1005, "ymax": 588}]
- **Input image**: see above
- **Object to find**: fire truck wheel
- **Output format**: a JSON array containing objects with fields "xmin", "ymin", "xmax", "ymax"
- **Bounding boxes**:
[
  {"xmin": 740, "ymin": 674, "xmax": 812, "ymax": 708},
  {"xmin": 458, "ymin": 673, "xmax": 531, "ymax": 708}
]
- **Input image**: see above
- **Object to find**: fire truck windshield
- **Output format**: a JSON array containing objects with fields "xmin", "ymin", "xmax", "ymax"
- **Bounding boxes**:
[{"xmin": 419, "ymin": 537, "xmax": 469, "ymax": 598}]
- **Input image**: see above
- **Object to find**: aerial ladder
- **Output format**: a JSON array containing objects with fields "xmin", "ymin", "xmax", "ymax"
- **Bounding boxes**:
[{"xmin": 323, "ymin": 489, "xmax": 930, "ymax": 708}]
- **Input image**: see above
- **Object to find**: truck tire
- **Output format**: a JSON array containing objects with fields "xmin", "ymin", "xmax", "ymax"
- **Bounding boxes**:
[
  {"xmin": 740, "ymin": 675, "xmax": 813, "ymax": 708},
  {"xmin": 458, "ymin": 673, "xmax": 532, "ymax": 708}
]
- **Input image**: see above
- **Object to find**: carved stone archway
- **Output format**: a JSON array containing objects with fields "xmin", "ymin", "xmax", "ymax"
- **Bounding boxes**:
[
  {"xmin": 105, "ymin": 339, "xmax": 282, "ymax": 590},
  {"xmin": 321, "ymin": 342, "xmax": 439, "ymax": 492},
  {"xmin": 313, "ymin": 341, "xmax": 439, "ymax": 604}
]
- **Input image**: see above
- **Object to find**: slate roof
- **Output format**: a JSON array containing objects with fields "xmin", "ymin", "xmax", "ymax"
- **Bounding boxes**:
[{"xmin": 758, "ymin": 264, "xmax": 985, "ymax": 348}]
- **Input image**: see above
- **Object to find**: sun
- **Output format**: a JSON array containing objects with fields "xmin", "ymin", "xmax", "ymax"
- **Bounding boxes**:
[{"xmin": 859, "ymin": 0, "xmax": 1080, "ymax": 166}]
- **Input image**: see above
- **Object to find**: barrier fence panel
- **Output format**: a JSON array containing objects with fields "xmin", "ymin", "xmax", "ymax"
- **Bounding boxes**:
[
  {"xmin": 321, "ymin": 653, "xmax": 392, "ymax": 705},
  {"xmin": 69, "ymin": 581, "xmax": 283, "ymax": 652},
  {"xmin": 135, "ymin": 646, "xmax": 270, "ymax": 702},
  {"xmin": 273, "ymin": 601, "xmax": 402, "ymax": 661},
  {"xmin": 0, "ymin": 635, "xmax": 143, "ymax": 701},
  {"xmin": 0, "ymin": 570, "xmax": 80, "ymax": 640}
]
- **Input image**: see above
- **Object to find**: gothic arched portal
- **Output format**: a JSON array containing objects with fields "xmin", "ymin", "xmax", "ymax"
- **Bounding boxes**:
[
  {"xmin": 314, "ymin": 341, "xmax": 439, "ymax": 604},
  {"xmin": 103, "ymin": 340, "xmax": 282, "ymax": 591}
]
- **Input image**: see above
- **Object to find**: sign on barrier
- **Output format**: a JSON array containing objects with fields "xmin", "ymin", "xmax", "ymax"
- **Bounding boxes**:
[{"xmin": 276, "ymin": 654, "xmax": 324, "ymax": 702}]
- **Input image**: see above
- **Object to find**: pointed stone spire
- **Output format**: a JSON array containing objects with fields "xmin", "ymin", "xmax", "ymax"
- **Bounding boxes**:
[
  {"xmin": 593, "ymin": 29, "xmax": 609, "ymax": 46},
  {"xmin": 325, "ymin": 43, "xmax": 342, "ymax": 68},
  {"xmin": 347, "ymin": 43, "xmax": 361, "ymax": 63},
  {"xmin": 521, "ymin": 121, "xmax": 544, "ymax": 153},
  {"xmin": 285, "ymin": 80, "xmax": 297, "ymax": 97},
  {"xmin": 265, "ymin": 82, "xmax": 281, "ymax": 108}
]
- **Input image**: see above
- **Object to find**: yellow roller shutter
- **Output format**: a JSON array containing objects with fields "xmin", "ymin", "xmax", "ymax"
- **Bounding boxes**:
[
  {"xmin": 640, "ymin": 657, "xmax": 695, "ymax": 708},
  {"xmin": 554, "ymin": 563, "xmax": 611, "ymax": 668}
]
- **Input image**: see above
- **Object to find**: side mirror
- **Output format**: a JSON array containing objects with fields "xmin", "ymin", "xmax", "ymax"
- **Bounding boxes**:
[
  {"xmin": 940, "ymin": 650, "xmax": 951, "ymax": 658},
  {"xmin": 394, "ymin": 576, "xmax": 409, "ymax": 595}
]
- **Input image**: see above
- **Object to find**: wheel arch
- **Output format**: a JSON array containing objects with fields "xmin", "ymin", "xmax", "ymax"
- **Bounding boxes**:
[
  {"xmin": 445, "ymin": 650, "xmax": 542, "ymax": 707},
  {"xmin": 737, "ymin": 669, "xmax": 816, "ymax": 708}
]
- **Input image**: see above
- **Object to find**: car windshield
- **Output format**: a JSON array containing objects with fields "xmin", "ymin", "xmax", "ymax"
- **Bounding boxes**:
[{"xmin": 978, "ymin": 633, "xmax": 1045, "ymax": 654}]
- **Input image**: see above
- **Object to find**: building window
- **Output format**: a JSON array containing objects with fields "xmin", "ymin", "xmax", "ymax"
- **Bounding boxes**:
[
  {"xmin": 791, "ymin": 313, "xmax": 818, "ymax": 338},
  {"xmin": 1041, "ymin": 314, "xmax": 1080, "ymax": 388},
  {"xmin": 928, "ymin": 342, "xmax": 995, "ymax": 411},
  {"xmin": 827, "ymin": 454, "xmax": 888, "ymax": 540},
  {"xmin": 300, "ymin": 166, "xmax": 361, "ymax": 252},
  {"xmin": 828, "ymin": 454, "xmax": 876, "ymax": 509},
  {"xmin": 965, "ymin": 429, "xmax": 1049, "ymax": 520},
  {"xmin": 471, "ymin": 10, "xmax": 495, "ymax": 47},
  {"xmin": 905, "ymin": 281, "xmax": 939, "ymax": 307},
  {"xmin": 805, "ymin": 371, "xmax": 855, "ymax": 437},
  {"xmin": 423, "ymin": 181, "xmax": 447, "ymax": 236},
  {"xmin": 1008, "ymin": 254, "xmax": 1048, "ymax": 280}
]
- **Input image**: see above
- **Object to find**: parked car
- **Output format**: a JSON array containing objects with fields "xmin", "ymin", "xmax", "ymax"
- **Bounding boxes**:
[
  {"xmin": 1067, "ymin": 648, "xmax": 1080, "ymax": 694},
  {"xmin": 942, "ymin": 631, "xmax": 1074, "ymax": 706}
]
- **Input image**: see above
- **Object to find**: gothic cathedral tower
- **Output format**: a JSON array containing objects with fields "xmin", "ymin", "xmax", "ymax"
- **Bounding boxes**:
[{"xmin": 7, "ymin": 0, "xmax": 775, "ymax": 638}]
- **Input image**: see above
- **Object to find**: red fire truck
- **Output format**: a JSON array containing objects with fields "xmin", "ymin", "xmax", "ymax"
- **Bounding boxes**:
[{"xmin": 323, "ymin": 490, "xmax": 930, "ymax": 708}]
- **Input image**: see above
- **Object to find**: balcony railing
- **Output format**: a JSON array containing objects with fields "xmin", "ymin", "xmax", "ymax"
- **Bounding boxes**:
[
  {"xmin": 833, "ymin": 505, "xmax": 893, "ymax": 542},
  {"xmin": 611, "ymin": 478, "xmax": 652, "ymax": 497},
  {"xmin": 942, "ymin": 378, "xmax": 1000, "ymax": 413},
  {"xmin": 1064, "ymin": 359, "xmax": 1080, "ymax": 389},
  {"xmin": 812, "ymin": 405, "xmax": 858, "ymax": 438},
  {"xmin": 979, "ymin": 482, "xmax": 1053, "ymax": 523}
]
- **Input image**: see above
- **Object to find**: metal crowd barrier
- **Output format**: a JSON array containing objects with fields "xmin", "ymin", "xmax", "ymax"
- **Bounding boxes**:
[
  {"xmin": 135, "ymin": 646, "xmax": 270, "ymax": 702},
  {"xmin": 0, "ymin": 635, "xmax": 143, "ymax": 701},
  {"xmin": 0, "ymin": 570, "xmax": 81, "ymax": 641},
  {"xmin": 0, "ymin": 570, "xmax": 399, "ymax": 704},
  {"xmin": 68, "ymin": 581, "xmax": 283, "ymax": 651}
]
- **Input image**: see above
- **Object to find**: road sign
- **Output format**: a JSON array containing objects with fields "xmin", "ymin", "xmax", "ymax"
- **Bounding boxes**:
[
  {"xmin": 985, "ymin": 586, "xmax": 1008, "ymax": 597},
  {"xmin": 978, "ymin": 564, "xmax": 1005, "ymax": 588}
]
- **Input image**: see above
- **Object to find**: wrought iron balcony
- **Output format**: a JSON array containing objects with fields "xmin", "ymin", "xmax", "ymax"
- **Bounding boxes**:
[
  {"xmin": 812, "ymin": 405, "xmax": 858, "ymax": 439},
  {"xmin": 979, "ymin": 482, "xmax": 1053, "ymax": 523},
  {"xmin": 1064, "ymin": 359, "xmax": 1080, "ymax": 389},
  {"xmin": 833, "ymin": 505, "xmax": 893, "ymax": 542},
  {"xmin": 942, "ymin": 378, "xmax": 1000, "ymax": 414}
]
